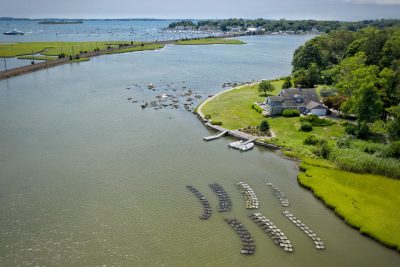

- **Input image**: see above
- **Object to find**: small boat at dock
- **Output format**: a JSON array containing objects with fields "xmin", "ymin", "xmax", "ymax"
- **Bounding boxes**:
[
  {"xmin": 228, "ymin": 140, "xmax": 243, "ymax": 149},
  {"xmin": 240, "ymin": 142, "xmax": 254, "ymax": 151}
]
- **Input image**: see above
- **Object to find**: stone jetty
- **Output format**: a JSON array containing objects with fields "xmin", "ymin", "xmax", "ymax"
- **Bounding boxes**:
[
  {"xmin": 282, "ymin": 210, "xmax": 325, "ymax": 250},
  {"xmin": 249, "ymin": 212, "xmax": 293, "ymax": 252},
  {"xmin": 209, "ymin": 183, "xmax": 232, "ymax": 212},
  {"xmin": 266, "ymin": 182, "xmax": 290, "ymax": 207},
  {"xmin": 224, "ymin": 218, "xmax": 256, "ymax": 255},
  {"xmin": 236, "ymin": 182, "xmax": 259, "ymax": 209},
  {"xmin": 186, "ymin": 185, "xmax": 212, "ymax": 220}
]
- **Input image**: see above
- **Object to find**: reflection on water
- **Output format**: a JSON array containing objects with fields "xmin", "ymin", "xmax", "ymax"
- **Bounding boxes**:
[{"xmin": 0, "ymin": 35, "xmax": 399, "ymax": 266}]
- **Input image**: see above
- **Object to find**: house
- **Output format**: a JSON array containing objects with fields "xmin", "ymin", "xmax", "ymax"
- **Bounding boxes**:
[{"xmin": 262, "ymin": 88, "xmax": 327, "ymax": 116}]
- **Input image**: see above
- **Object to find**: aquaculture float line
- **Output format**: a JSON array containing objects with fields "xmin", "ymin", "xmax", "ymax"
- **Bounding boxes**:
[
  {"xmin": 186, "ymin": 185, "xmax": 212, "ymax": 220},
  {"xmin": 266, "ymin": 182, "xmax": 290, "ymax": 207},
  {"xmin": 224, "ymin": 218, "xmax": 256, "ymax": 255},
  {"xmin": 282, "ymin": 210, "xmax": 325, "ymax": 250},
  {"xmin": 209, "ymin": 183, "xmax": 232, "ymax": 212},
  {"xmin": 249, "ymin": 212, "xmax": 293, "ymax": 252},
  {"xmin": 236, "ymin": 182, "xmax": 259, "ymax": 209}
]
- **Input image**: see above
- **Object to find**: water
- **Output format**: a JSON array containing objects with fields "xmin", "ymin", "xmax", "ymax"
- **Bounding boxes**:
[
  {"xmin": 0, "ymin": 19, "xmax": 220, "ymax": 43},
  {"xmin": 0, "ymin": 35, "xmax": 399, "ymax": 266},
  {"xmin": 0, "ymin": 18, "xmax": 228, "ymax": 71}
]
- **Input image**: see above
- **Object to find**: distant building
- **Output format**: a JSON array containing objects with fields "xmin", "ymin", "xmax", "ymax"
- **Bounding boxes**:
[
  {"xmin": 246, "ymin": 27, "xmax": 258, "ymax": 33},
  {"xmin": 262, "ymin": 88, "xmax": 327, "ymax": 116}
]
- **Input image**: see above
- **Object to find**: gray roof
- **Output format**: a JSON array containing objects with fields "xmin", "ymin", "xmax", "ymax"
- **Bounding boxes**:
[
  {"xmin": 268, "ymin": 96, "xmax": 283, "ymax": 102},
  {"xmin": 306, "ymin": 100, "xmax": 325, "ymax": 110},
  {"xmin": 278, "ymin": 88, "xmax": 321, "ymax": 108},
  {"xmin": 306, "ymin": 101, "xmax": 325, "ymax": 109}
]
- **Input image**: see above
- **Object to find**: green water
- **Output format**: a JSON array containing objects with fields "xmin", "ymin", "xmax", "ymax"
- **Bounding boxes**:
[{"xmin": 0, "ymin": 36, "xmax": 399, "ymax": 266}]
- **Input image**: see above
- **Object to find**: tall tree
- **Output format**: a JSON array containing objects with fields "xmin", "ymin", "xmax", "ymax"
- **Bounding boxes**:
[
  {"xmin": 258, "ymin": 80, "xmax": 274, "ymax": 96},
  {"xmin": 281, "ymin": 76, "xmax": 293, "ymax": 89}
]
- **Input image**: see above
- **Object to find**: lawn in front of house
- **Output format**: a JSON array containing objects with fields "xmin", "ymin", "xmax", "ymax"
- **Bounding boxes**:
[{"xmin": 200, "ymin": 80, "xmax": 283, "ymax": 129}]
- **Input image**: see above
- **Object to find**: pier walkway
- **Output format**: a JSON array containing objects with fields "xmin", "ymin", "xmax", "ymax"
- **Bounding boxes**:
[{"xmin": 203, "ymin": 130, "xmax": 228, "ymax": 141}]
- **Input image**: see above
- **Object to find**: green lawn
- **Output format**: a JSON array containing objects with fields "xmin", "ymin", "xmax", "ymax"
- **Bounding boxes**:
[
  {"xmin": 299, "ymin": 161, "xmax": 400, "ymax": 251},
  {"xmin": 0, "ymin": 41, "xmax": 144, "ymax": 57},
  {"xmin": 106, "ymin": 43, "xmax": 164, "ymax": 54},
  {"xmin": 201, "ymin": 84, "xmax": 265, "ymax": 129},
  {"xmin": 175, "ymin": 38, "xmax": 245, "ymax": 45}
]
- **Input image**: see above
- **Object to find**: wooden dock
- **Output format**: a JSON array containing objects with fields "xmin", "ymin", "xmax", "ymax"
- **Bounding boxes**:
[{"xmin": 203, "ymin": 130, "xmax": 228, "ymax": 141}]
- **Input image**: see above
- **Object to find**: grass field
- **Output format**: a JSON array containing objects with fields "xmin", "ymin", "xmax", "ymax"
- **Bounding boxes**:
[
  {"xmin": 175, "ymin": 38, "xmax": 245, "ymax": 45},
  {"xmin": 299, "ymin": 161, "xmax": 400, "ymax": 251},
  {"xmin": 106, "ymin": 43, "xmax": 164, "ymax": 54},
  {"xmin": 200, "ymin": 80, "xmax": 284, "ymax": 129},
  {"xmin": 0, "ymin": 41, "xmax": 152, "ymax": 57}
]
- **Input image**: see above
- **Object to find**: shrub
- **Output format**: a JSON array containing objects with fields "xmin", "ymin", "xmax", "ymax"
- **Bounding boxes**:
[
  {"xmin": 300, "ymin": 115, "xmax": 334, "ymax": 126},
  {"xmin": 336, "ymin": 135, "xmax": 351, "ymax": 148},
  {"xmin": 58, "ymin": 53, "xmax": 66, "ymax": 58},
  {"xmin": 301, "ymin": 122, "xmax": 313, "ymax": 132},
  {"xmin": 205, "ymin": 114, "xmax": 211, "ymax": 120},
  {"xmin": 358, "ymin": 123, "xmax": 370, "ymax": 139},
  {"xmin": 260, "ymin": 120, "xmax": 270, "ymax": 132},
  {"xmin": 320, "ymin": 87, "xmax": 338, "ymax": 97},
  {"xmin": 211, "ymin": 121, "xmax": 222, "ymax": 126},
  {"xmin": 282, "ymin": 109, "xmax": 300, "ymax": 117},
  {"xmin": 344, "ymin": 122, "xmax": 370, "ymax": 139},
  {"xmin": 313, "ymin": 142, "xmax": 331, "ymax": 159},
  {"xmin": 330, "ymin": 148, "xmax": 400, "ymax": 179},
  {"xmin": 75, "ymin": 54, "xmax": 80, "ymax": 60},
  {"xmin": 304, "ymin": 135, "xmax": 324, "ymax": 146},
  {"xmin": 69, "ymin": 55, "xmax": 73, "ymax": 60},
  {"xmin": 252, "ymin": 104, "xmax": 263, "ymax": 113},
  {"xmin": 382, "ymin": 141, "xmax": 400, "ymax": 159},
  {"xmin": 344, "ymin": 123, "xmax": 358, "ymax": 135}
]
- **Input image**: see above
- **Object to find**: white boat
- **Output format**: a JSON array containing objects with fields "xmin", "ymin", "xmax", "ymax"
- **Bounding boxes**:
[
  {"xmin": 3, "ymin": 29, "xmax": 24, "ymax": 35},
  {"xmin": 240, "ymin": 142, "xmax": 254, "ymax": 151},
  {"xmin": 228, "ymin": 140, "xmax": 243, "ymax": 149}
]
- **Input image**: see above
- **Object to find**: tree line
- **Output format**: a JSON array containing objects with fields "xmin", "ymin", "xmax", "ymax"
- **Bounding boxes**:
[
  {"xmin": 168, "ymin": 19, "xmax": 400, "ymax": 33},
  {"xmin": 291, "ymin": 26, "xmax": 400, "ymax": 140}
]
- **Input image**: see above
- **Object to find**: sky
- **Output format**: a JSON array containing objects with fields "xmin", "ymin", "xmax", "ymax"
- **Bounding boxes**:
[{"xmin": 1, "ymin": 0, "xmax": 400, "ymax": 20}]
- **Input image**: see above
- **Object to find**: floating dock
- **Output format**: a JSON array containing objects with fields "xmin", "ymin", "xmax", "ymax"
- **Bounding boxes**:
[
  {"xmin": 203, "ymin": 130, "xmax": 228, "ymax": 141},
  {"xmin": 186, "ymin": 185, "xmax": 212, "ymax": 220},
  {"xmin": 224, "ymin": 218, "xmax": 256, "ymax": 255},
  {"xmin": 282, "ymin": 210, "xmax": 325, "ymax": 250},
  {"xmin": 209, "ymin": 183, "xmax": 232, "ymax": 212},
  {"xmin": 266, "ymin": 182, "xmax": 290, "ymax": 207},
  {"xmin": 236, "ymin": 182, "xmax": 259, "ymax": 209},
  {"xmin": 249, "ymin": 212, "xmax": 293, "ymax": 252}
]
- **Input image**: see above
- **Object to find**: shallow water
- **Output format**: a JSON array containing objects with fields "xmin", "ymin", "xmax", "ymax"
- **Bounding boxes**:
[{"xmin": 0, "ymin": 35, "xmax": 399, "ymax": 266}]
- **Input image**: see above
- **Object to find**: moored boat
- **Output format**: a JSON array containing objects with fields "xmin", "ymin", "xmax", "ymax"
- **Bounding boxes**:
[
  {"xmin": 3, "ymin": 29, "xmax": 24, "ymax": 35},
  {"xmin": 240, "ymin": 142, "xmax": 254, "ymax": 151},
  {"xmin": 228, "ymin": 140, "xmax": 243, "ymax": 149}
]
